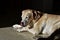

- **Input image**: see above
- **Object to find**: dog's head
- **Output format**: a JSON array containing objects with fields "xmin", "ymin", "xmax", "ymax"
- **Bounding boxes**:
[{"xmin": 21, "ymin": 9, "xmax": 43, "ymax": 27}]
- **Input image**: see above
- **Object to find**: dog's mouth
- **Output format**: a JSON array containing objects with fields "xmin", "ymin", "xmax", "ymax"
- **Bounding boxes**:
[{"xmin": 20, "ymin": 21, "xmax": 27, "ymax": 27}]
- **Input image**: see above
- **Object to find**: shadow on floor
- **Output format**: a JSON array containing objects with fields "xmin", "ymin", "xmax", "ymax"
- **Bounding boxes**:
[{"xmin": 38, "ymin": 29, "xmax": 60, "ymax": 40}]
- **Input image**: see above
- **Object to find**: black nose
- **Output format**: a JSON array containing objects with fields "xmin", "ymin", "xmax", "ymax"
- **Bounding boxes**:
[{"xmin": 21, "ymin": 22, "xmax": 25, "ymax": 27}]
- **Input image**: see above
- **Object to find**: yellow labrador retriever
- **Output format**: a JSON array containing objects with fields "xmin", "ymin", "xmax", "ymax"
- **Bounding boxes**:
[{"xmin": 13, "ymin": 9, "xmax": 60, "ymax": 39}]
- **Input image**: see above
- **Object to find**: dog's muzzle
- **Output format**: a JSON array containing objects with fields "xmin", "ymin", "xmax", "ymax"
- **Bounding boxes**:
[
  {"xmin": 21, "ymin": 21, "xmax": 27, "ymax": 27},
  {"xmin": 21, "ymin": 18, "xmax": 29, "ymax": 27},
  {"xmin": 21, "ymin": 22, "xmax": 25, "ymax": 27}
]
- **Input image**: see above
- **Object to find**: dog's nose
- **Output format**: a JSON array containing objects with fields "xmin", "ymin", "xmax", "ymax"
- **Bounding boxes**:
[{"xmin": 21, "ymin": 22, "xmax": 25, "ymax": 27}]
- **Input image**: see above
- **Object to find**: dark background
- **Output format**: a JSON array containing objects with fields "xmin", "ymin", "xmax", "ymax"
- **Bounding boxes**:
[{"xmin": 0, "ymin": 0, "xmax": 60, "ymax": 27}]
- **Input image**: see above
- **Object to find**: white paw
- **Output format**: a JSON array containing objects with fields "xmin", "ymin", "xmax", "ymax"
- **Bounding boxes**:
[
  {"xmin": 12, "ymin": 24, "xmax": 22, "ymax": 29},
  {"xmin": 17, "ymin": 29, "xmax": 21, "ymax": 32},
  {"xmin": 12, "ymin": 24, "xmax": 23, "ymax": 32}
]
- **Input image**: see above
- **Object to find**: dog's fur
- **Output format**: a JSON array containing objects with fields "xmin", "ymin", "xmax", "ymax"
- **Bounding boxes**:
[{"xmin": 13, "ymin": 9, "xmax": 60, "ymax": 39}]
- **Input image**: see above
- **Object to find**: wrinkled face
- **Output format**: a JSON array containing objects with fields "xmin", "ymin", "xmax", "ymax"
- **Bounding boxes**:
[{"xmin": 21, "ymin": 10, "xmax": 33, "ymax": 27}]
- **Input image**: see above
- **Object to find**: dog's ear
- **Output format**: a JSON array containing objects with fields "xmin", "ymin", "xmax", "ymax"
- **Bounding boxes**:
[
  {"xmin": 33, "ymin": 10, "xmax": 37, "ymax": 20},
  {"xmin": 33, "ymin": 10, "xmax": 43, "ymax": 20},
  {"xmin": 37, "ymin": 11, "xmax": 43, "ymax": 18}
]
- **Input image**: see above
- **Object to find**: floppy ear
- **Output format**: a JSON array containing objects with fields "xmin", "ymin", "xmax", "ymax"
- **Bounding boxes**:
[
  {"xmin": 33, "ymin": 10, "xmax": 37, "ymax": 20},
  {"xmin": 33, "ymin": 10, "xmax": 43, "ymax": 20},
  {"xmin": 37, "ymin": 11, "xmax": 43, "ymax": 18}
]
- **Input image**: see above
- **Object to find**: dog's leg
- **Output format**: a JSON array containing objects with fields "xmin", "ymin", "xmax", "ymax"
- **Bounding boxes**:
[
  {"xmin": 35, "ymin": 25, "xmax": 59, "ymax": 38},
  {"xmin": 17, "ymin": 27, "xmax": 28, "ymax": 32},
  {"xmin": 34, "ymin": 34, "xmax": 50, "ymax": 38},
  {"xmin": 13, "ymin": 24, "xmax": 22, "ymax": 29},
  {"xmin": 17, "ymin": 25, "xmax": 30, "ymax": 32},
  {"xmin": 28, "ymin": 28, "xmax": 40, "ymax": 40}
]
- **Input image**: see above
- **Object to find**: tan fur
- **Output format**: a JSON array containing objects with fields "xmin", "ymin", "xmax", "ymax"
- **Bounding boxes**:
[{"xmin": 13, "ymin": 9, "xmax": 60, "ymax": 39}]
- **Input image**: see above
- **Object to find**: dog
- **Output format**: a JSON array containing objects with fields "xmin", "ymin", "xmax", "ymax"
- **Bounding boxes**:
[{"xmin": 13, "ymin": 9, "xmax": 60, "ymax": 39}]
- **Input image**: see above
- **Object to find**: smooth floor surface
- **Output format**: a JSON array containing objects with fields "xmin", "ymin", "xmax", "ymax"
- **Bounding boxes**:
[{"xmin": 0, "ymin": 27, "xmax": 35, "ymax": 40}]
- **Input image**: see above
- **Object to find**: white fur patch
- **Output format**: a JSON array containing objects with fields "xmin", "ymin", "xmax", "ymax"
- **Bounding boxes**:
[
  {"xmin": 12, "ymin": 24, "xmax": 28, "ymax": 32},
  {"xmin": 13, "ymin": 24, "xmax": 22, "ymax": 29}
]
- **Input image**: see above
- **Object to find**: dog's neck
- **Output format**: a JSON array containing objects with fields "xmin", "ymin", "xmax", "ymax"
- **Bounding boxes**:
[
  {"xmin": 34, "ymin": 13, "xmax": 43, "ymax": 23},
  {"xmin": 28, "ymin": 19, "xmax": 39, "ymax": 29},
  {"xmin": 28, "ymin": 20, "xmax": 34, "ymax": 29},
  {"xmin": 29, "ymin": 12, "xmax": 44, "ymax": 29}
]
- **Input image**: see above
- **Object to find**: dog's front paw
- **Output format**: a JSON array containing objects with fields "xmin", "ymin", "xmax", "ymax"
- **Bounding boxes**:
[
  {"xmin": 16, "ymin": 29, "xmax": 22, "ymax": 32},
  {"xmin": 12, "ymin": 24, "xmax": 23, "ymax": 29},
  {"xmin": 17, "ymin": 28, "xmax": 27, "ymax": 32},
  {"xmin": 12, "ymin": 24, "xmax": 23, "ymax": 32},
  {"xmin": 33, "ymin": 35, "xmax": 43, "ymax": 39},
  {"xmin": 33, "ymin": 35, "xmax": 40, "ymax": 40}
]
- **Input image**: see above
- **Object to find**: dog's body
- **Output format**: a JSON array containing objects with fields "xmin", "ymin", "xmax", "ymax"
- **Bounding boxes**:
[{"xmin": 13, "ymin": 9, "xmax": 60, "ymax": 38}]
